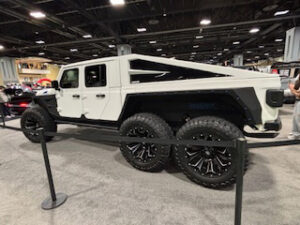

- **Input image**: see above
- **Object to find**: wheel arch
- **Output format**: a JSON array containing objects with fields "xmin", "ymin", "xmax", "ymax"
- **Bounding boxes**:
[{"xmin": 118, "ymin": 88, "xmax": 262, "ymax": 130}]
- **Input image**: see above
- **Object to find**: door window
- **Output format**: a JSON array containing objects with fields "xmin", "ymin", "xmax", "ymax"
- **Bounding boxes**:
[
  {"xmin": 85, "ymin": 65, "xmax": 107, "ymax": 87},
  {"xmin": 60, "ymin": 68, "xmax": 79, "ymax": 88}
]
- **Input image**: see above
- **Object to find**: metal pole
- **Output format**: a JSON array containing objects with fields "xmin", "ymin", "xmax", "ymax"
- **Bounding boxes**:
[
  {"xmin": 0, "ymin": 104, "xmax": 5, "ymax": 127},
  {"xmin": 39, "ymin": 129, "xmax": 67, "ymax": 210},
  {"xmin": 39, "ymin": 129, "xmax": 57, "ymax": 201},
  {"xmin": 234, "ymin": 138, "xmax": 246, "ymax": 225}
]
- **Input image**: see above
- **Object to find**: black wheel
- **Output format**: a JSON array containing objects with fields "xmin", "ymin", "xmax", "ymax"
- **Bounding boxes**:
[
  {"xmin": 175, "ymin": 116, "xmax": 248, "ymax": 188},
  {"xmin": 120, "ymin": 113, "xmax": 173, "ymax": 172},
  {"xmin": 21, "ymin": 106, "xmax": 57, "ymax": 143}
]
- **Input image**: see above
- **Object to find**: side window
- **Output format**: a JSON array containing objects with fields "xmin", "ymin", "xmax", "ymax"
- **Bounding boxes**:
[
  {"xmin": 60, "ymin": 68, "xmax": 79, "ymax": 88},
  {"xmin": 129, "ymin": 59, "xmax": 228, "ymax": 83},
  {"xmin": 85, "ymin": 64, "xmax": 107, "ymax": 87}
]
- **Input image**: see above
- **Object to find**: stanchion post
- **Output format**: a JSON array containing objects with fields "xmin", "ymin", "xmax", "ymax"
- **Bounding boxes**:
[
  {"xmin": 0, "ymin": 104, "xmax": 5, "ymax": 127},
  {"xmin": 234, "ymin": 138, "xmax": 246, "ymax": 225},
  {"xmin": 39, "ymin": 128, "xmax": 67, "ymax": 210}
]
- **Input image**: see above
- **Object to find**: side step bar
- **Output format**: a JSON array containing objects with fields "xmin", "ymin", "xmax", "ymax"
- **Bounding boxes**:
[
  {"xmin": 55, "ymin": 120, "xmax": 118, "ymax": 131},
  {"xmin": 243, "ymin": 130, "xmax": 279, "ymax": 138}
]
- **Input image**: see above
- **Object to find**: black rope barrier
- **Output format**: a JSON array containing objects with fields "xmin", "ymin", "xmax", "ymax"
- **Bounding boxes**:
[
  {"xmin": 0, "ymin": 122, "xmax": 246, "ymax": 225},
  {"xmin": 3, "ymin": 113, "xmax": 298, "ymax": 225}
]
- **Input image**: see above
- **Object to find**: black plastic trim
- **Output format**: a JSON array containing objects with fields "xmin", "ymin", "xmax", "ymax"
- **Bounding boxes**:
[
  {"xmin": 118, "ymin": 88, "xmax": 262, "ymax": 126},
  {"xmin": 264, "ymin": 118, "xmax": 282, "ymax": 131},
  {"xmin": 266, "ymin": 89, "xmax": 284, "ymax": 107}
]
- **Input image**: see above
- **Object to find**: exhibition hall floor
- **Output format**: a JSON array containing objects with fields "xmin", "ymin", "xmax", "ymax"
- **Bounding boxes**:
[{"xmin": 0, "ymin": 105, "xmax": 300, "ymax": 225}]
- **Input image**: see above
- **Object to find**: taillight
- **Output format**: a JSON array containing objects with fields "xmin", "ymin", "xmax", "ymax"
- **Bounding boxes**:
[{"xmin": 19, "ymin": 103, "xmax": 28, "ymax": 107}]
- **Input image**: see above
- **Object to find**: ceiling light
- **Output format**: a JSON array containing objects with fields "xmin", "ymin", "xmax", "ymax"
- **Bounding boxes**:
[
  {"xmin": 161, "ymin": 54, "xmax": 166, "ymax": 56},
  {"xmin": 274, "ymin": 10, "xmax": 289, "ymax": 16},
  {"xmin": 224, "ymin": 48, "xmax": 229, "ymax": 51},
  {"xmin": 259, "ymin": 45, "xmax": 264, "ymax": 48},
  {"xmin": 246, "ymin": 59, "xmax": 251, "ymax": 61},
  {"xmin": 233, "ymin": 41, "xmax": 240, "ymax": 45},
  {"xmin": 246, "ymin": 50, "xmax": 252, "ymax": 53},
  {"xmin": 110, "ymin": 0, "xmax": 125, "ymax": 6},
  {"xmin": 217, "ymin": 52, "xmax": 222, "ymax": 56},
  {"xmin": 149, "ymin": 40, "xmax": 157, "ymax": 44},
  {"xmin": 65, "ymin": 57, "xmax": 70, "ymax": 60},
  {"xmin": 70, "ymin": 48, "xmax": 78, "ymax": 52},
  {"xmin": 38, "ymin": 52, "xmax": 45, "ymax": 56},
  {"xmin": 191, "ymin": 52, "xmax": 196, "ymax": 55},
  {"xmin": 196, "ymin": 35, "xmax": 204, "ymax": 39},
  {"xmin": 35, "ymin": 40, "xmax": 45, "ymax": 44},
  {"xmin": 163, "ymin": 13, "xmax": 167, "ymax": 17},
  {"xmin": 277, "ymin": 49, "xmax": 283, "ymax": 52},
  {"xmin": 200, "ymin": 19, "xmax": 211, "ymax": 25},
  {"xmin": 249, "ymin": 28, "xmax": 260, "ymax": 33},
  {"xmin": 83, "ymin": 34, "xmax": 92, "ymax": 38},
  {"xmin": 193, "ymin": 45, "xmax": 199, "ymax": 48},
  {"xmin": 30, "ymin": 11, "xmax": 46, "ymax": 19},
  {"xmin": 156, "ymin": 48, "xmax": 162, "ymax": 52},
  {"xmin": 0, "ymin": 45, "xmax": 4, "ymax": 50},
  {"xmin": 255, "ymin": 56, "xmax": 260, "ymax": 59},
  {"xmin": 93, "ymin": 54, "xmax": 98, "ymax": 57},
  {"xmin": 264, "ymin": 53, "xmax": 269, "ymax": 56},
  {"xmin": 137, "ymin": 27, "xmax": 147, "ymax": 32},
  {"xmin": 108, "ymin": 44, "xmax": 116, "ymax": 48},
  {"xmin": 275, "ymin": 38, "xmax": 283, "ymax": 42}
]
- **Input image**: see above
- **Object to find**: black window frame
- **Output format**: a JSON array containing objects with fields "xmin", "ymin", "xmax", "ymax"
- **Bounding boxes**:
[
  {"xmin": 129, "ymin": 59, "xmax": 228, "ymax": 83},
  {"xmin": 84, "ymin": 64, "xmax": 107, "ymax": 88},
  {"xmin": 59, "ymin": 68, "xmax": 79, "ymax": 89}
]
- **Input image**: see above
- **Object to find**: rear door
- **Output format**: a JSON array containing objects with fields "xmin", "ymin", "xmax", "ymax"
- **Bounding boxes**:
[
  {"xmin": 82, "ymin": 63, "xmax": 109, "ymax": 120},
  {"xmin": 56, "ymin": 67, "xmax": 83, "ymax": 118}
]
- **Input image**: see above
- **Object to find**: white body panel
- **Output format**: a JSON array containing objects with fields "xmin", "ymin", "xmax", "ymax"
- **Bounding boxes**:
[
  {"xmin": 55, "ymin": 54, "xmax": 281, "ymax": 130},
  {"xmin": 56, "ymin": 66, "xmax": 83, "ymax": 118}
]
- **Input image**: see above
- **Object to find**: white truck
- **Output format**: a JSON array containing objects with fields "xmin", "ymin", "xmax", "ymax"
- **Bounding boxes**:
[{"xmin": 21, "ymin": 54, "xmax": 283, "ymax": 188}]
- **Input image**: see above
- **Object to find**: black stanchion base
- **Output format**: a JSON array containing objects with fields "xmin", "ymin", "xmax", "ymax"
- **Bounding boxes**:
[{"xmin": 41, "ymin": 193, "xmax": 68, "ymax": 210}]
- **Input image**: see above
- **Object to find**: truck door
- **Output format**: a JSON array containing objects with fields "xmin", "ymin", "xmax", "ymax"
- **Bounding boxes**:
[
  {"xmin": 56, "ymin": 67, "xmax": 83, "ymax": 118},
  {"xmin": 82, "ymin": 63, "xmax": 109, "ymax": 120}
]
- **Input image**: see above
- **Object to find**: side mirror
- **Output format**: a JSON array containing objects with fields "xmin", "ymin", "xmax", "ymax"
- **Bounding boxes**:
[{"xmin": 51, "ymin": 80, "xmax": 60, "ymax": 91}]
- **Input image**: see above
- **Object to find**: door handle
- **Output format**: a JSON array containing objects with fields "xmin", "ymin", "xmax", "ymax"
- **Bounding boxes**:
[
  {"xmin": 72, "ymin": 94, "xmax": 80, "ymax": 98},
  {"xmin": 96, "ymin": 94, "xmax": 105, "ymax": 98}
]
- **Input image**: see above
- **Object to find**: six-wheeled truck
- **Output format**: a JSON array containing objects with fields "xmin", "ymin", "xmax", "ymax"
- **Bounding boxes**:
[{"xmin": 20, "ymin": 54, "xmax": 283, "ymax": 188}]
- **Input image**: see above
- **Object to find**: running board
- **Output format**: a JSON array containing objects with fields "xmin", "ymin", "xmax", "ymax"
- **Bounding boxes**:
[
  {"xmin": 243, "ymin": 130, "xmax": 279, "ymax": 138},
  {"xmin": 55, "ymin": 120, "xmax": 118, "ymax": 131}
]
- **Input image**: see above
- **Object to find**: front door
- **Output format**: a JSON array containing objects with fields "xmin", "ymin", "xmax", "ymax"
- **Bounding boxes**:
[
  {"xmin": 56, "ymin": 67, "xmax": 83, "ymax": 118},
  {"xmin": 82, "ymin": 63, "xmax": 109, "ymax": 120}
]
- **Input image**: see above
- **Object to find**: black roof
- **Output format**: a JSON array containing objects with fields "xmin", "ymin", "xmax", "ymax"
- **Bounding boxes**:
[{"xmin": 0, "ymin": 0, "xmax": 299, "ymax": 64}]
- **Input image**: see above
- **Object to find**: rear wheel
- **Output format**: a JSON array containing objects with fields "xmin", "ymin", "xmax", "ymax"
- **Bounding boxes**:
[
  {"xmin": 174, "ymin": 116, "xmax": 248, "ymax": 188},
  {"xmin": 21, "ymin": 106, "xmax": 57, "ymax": 143},
  {"xmin": 119, "ymin": 113, "xmax": 173, "ymax": 172}
]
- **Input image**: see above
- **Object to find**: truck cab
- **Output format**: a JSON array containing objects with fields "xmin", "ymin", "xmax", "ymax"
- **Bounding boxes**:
[{"xmin": 55, "ymin": 57, "xmax": 122, "ymax": 121}]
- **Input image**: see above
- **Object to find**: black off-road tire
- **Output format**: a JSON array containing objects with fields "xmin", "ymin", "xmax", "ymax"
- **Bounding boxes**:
[
  {"xmin": 21, "ymin": 106, "xmax": 57, "ymax": 143},
  {"xmin": 120, "ymin": 113, "xmax": 173, "ymax": 172},
  {"xmin": 175, "ymin": 116, "xmax": 248, "ymax": 188}
]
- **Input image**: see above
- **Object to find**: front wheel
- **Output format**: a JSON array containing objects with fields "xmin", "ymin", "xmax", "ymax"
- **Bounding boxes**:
[
  {"xmin": 21, "ymin": 106, "xmax": 57, "ymax": 143},
  {"xmin": 174, "ymin": 116, "xmax": 248, "ymax": 188}
]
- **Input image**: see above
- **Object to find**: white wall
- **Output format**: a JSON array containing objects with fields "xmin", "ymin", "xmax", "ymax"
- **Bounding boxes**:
[{"xmin": 0, "ymin": 57, "xmax": 19, "ymax": 84}]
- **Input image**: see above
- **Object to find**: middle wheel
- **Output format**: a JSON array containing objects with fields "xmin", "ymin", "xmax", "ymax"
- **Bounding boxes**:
[{"xmin": 119, "ymin": 113, "xmax": 174, "ymax": 172}]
